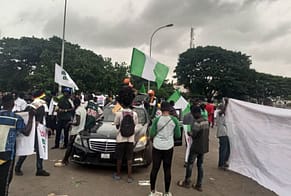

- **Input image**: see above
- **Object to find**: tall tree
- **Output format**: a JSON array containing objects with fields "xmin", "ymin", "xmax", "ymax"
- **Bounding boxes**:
[
  {"xmin": 0, "ymin": 36, "xmax": 127, "ymax": 94},
  {"xmin": 175, "ymin": 46, "xmax": 252, "ymax": 99}
]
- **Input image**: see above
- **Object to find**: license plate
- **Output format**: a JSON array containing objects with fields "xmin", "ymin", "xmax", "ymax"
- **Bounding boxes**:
[{"xmin": 101, "ymin": 153, "xmax": 110, "ymax": 159}]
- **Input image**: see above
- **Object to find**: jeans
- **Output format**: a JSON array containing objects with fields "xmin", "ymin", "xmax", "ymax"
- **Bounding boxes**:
[
  {"xmin": 185, "ymin": 143, "xmax": 204, "ymax": 187},
  {"xmin": 218, "ymin": 136, "xmax": 230, "ymax": 167},
  {"xmin": 55, "ymin": 120, "xmax": 71, "ymax": 147},
  {"xmin": 0, "ymin": 159, "xmax": 14, "ymax": 196},
  {"xmin": 150, "ymin": 147, "xmax": 173, "ymax": 193}
]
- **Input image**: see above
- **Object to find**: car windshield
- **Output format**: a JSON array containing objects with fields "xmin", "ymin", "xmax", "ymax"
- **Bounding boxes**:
[{"xmin": 103, "ymin": 106, "xmax": 147, "ymax": 124}]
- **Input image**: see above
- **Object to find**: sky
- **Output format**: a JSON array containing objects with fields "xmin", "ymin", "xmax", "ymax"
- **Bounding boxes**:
[{"xmin": 1, "ymin": 0, "xmax": 291, "ymax": 81}]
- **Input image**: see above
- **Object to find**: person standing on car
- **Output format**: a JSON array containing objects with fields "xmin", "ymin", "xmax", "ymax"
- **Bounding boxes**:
[
  {"xmin": 54, "ymin": 98, "xmax": 86, "ymax": 167},
  {"xmin": 148, "ymin": 101, "xmax": 181, "ymax": 196},
  {"xmin": 113, "ymin": 85, "xmax": 137, "ymax": 183}
]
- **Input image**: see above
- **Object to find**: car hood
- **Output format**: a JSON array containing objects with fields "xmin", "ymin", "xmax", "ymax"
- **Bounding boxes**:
[{"xmin": 85, "ymin": 122, "xmax": 146, "ymax": 139}]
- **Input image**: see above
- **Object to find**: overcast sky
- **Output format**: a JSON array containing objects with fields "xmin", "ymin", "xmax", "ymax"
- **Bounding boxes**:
[{"xmin": 1, "ymin": 0, "xmax": 291, "ymax": 80}]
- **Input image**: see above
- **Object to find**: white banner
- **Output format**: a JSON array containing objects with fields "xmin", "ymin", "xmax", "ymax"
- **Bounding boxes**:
[
  {"xmin": 16, "ymin": 112, "xmax": 35, "ymax": 156},
  {"xmin": 54, "ymin": 63, "xmax": 79, "ymax": 90},
  {"xmin": 37, "ymin": 123, "xmax": 48, "ymax": 160},
  {"xmin": 226, "ymin": 99, "xmax": 291, "ymax": 196}
]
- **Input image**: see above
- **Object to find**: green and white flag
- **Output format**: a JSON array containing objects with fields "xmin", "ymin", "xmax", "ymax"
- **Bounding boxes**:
[
  {"xmin": 54, "ymin": 63, "xmax": 79, "ymax": 90},
  {"xmin": 130, "ymin": 48, "xmax": 169, "ymax": 89},
  {"xmin": 167, "ymin": 90, "xmax": 190, "ymax": 116}
]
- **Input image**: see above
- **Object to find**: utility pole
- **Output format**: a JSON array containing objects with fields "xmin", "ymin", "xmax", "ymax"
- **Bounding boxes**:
[{"xmin": 190, "ymin": 27, "xmax": 195, "ymax": 48}]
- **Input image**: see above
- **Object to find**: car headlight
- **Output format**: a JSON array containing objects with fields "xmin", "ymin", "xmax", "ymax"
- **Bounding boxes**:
[
  {"xmin": 82, "ymin": 139, "xmax": 89, "ymax": 148},
  {"xmin": 135, "ymin": 135, "xmax": 147, "ymax": 148},
  {"xmin": 74, "ymin": 134, "xmax": 82, "ymax": 145}
]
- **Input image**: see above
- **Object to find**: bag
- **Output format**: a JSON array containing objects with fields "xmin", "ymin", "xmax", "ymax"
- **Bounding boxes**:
[{"xmin": 120, "ymin": 111, "xmax": 135, "ymax": 137}]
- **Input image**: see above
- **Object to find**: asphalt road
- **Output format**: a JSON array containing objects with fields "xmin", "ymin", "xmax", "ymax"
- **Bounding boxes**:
[{"xmin": 9, "ymin": 127, "xmax": 277, "ymax": 196}]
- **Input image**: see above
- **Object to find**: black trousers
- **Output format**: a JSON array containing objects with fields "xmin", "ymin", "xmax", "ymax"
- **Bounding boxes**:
[
  {"xmin": 55, "ymin": 119, "xmax": 70, "ymax": 148},
  {"xmin": 0, "ymin": 159, "xmax": 14, "ymax": 196},
  {"xmin": 150, "ymin": 147, "xmax": 173, "ymax": 193},
  {"xmin": 62, "ymin": 135, "xmax": 77, "ymax": 163}
]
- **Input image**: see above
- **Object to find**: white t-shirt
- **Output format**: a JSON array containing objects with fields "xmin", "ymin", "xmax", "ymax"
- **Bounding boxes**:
[
  {"xmin": 71, "ymin": 105, "xmax": 87, "ymax": 135},
  {"xmin": 114, "ymin": 108, "xmax": 138, "ymax": 143}
]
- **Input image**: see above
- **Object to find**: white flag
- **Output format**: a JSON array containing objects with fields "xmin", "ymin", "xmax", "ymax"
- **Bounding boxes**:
[{"xmin": 54, "ymin": 63, "xmax": 79, "ymax": 90}]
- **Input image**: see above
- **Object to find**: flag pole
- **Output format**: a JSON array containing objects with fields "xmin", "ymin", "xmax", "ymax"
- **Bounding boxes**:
[
  {"xmin": 148, "ymin": 24, "xmax": 174, "ymax": 91},
  {"xmin": 59, "ymin": 0, "xmax": 68, "ymax": 94}
]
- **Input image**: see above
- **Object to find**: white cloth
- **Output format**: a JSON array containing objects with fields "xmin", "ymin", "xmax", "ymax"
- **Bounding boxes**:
[
  {"xmin": 13, "ymin": 97, "xmax": 27, "ymax": 112},
  {"xmin": 16, "ymin": 112, "xmax": 35, "ymax": 156},
  {"xmin": 71, "ymin": 106, "xmax": 87, "ymax": 135},
  {"xmin": 226, "ymin": 99, "xmax": 291, "ymax": 196}
]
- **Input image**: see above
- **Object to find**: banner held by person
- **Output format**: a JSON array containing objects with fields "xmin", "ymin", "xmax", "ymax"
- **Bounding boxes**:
[
  {"xmin": 54, "ymin": 63, "xmax": 79, "ymax": 90},
  {"xmin": 37, "ymin": 123, "xmax": 48, "ymax": 160},
  {"xmin": 167, "ymin": 90, "xmax": 190, "ymax": 117},
  {"xmin": 16, "ymin": 112, "xmax": 36, "ymax": 156},
  {"xmin": 130, "ymin": 48, "xmax": 169, "ymax": 89}
]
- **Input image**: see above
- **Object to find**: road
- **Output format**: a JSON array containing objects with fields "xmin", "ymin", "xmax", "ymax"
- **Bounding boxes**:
[{"xmin": 9, "ymin": 128, "xmax": 277, "ymax": 196}]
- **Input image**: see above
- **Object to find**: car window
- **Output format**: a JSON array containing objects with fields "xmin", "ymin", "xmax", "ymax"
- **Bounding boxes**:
[
  {"xmin": 102, "ymin": 106, "xmax": 147, "ymax": 124},
  {"xmin": 103, "ymin": 107, "xmax": 115, "ymax": 122}
]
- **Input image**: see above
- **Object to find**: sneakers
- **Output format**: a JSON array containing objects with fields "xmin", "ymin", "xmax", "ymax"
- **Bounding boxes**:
[
  {"xmin": 148, "ymin": 191, "xmax": 156, "ymax": 196},
  {"xmin": 54, "ymin": 162, "xmax": 66, "ymax": 167},
  {"xmin": 112, "ymin": 173, "xmax": 121, "ymax": 181},
  {"xmin": 164, "ymin": 192, "xmax": 172, "ymax": 196},
  {"xmin": 127, "ymin": 178, "xmax": 134, "ymax": 183},
  {"xmin": 193, "ymin": 184, "xmax": 203, "ymax": 192},
  {"xmin": 15, "ymin": 170, "xmax": 23, "ymax": 176},
  {"xmin": 36, "ymin": 170, "xmax": 50, "ymax": 176}
]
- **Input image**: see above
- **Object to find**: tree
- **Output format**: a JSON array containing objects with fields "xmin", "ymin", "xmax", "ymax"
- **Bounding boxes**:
[
  {"xmin": 175, "ymin": 46, "xmax": 252, "ymax": 99},
  {"xmin": 0, "ymin": 36, "xmax": 128, "ymax": 94}
]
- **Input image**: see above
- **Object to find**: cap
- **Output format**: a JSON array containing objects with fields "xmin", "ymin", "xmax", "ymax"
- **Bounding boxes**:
[{"xmin": 63, "ymin": 87, "xmax": 71, "ymax": 93}]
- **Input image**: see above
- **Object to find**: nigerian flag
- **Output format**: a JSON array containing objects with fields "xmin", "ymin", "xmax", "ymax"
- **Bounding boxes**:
[
  {"xmin": 130, "ymin": 48, "xmax": 169, "ymax": 89},
  {"xmin": 167, "ymin": 90, "xmax": 190, "ymax": 116}
]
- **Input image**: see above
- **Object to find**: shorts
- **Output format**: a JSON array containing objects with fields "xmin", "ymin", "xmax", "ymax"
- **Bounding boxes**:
[{"xmin": 115, "ymin": 142, "xmax": 134, "ymax": 161}]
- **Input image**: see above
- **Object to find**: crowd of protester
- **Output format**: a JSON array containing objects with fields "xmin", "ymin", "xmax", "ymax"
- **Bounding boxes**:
[{"xmin": 0, "ymin": 79, "xmax": 230, "ymax": 196}]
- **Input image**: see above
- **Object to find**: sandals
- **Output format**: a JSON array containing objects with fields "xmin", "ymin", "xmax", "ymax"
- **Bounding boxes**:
[{"xmin": 177, "ymin": 180, "xmax": 191, "ymax": 188}]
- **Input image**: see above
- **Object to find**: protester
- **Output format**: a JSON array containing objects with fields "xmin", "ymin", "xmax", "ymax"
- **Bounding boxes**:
[
  {"xmin": 12, "ymin": 92, "xmax": 27, "ymax": 112},
  {"xmin": 51, "ymin": 87, "xmax": 74, "ymax": 149},
  {"xmin": 148, "ymin": 89, "xmax": 157, "ymax": 119},
  {"xmin": 47, "ymin": 92, "xmax": 58, "ymax": 137},
  {"xmin": 148, "ymin": 101, "xmax": 181, "ymax": 196},
  {"xmin": 216, "ymin": 100, "xmax": 230, "ymax": 170},
  {"xmin": 182, "ymin": 105, "xmax": 195, "ymax": 167},
  {"xmin": 205, "ymin": 99, "xmax": 215, "ymax": 127},
  {"xmin": 169, "ymin": 100, "xmax": 179, "ymax": 118},
  {"xmin": 177, "ymin": 105, "xmax": 210, "ymax": 192},
  {"xmin": 200, "ymin": 103, "xmax": 208, "ymax": 120},
  {"xmin": 84, "ymin": 93, "xmax": 101, "ymax": 131},
  {"xmin": 113, "ymin": 85, "xmax": 137, "ymax": 183},
  {"xmin": 0, "ymin": 94, "xmax": 34, "ymax": 196},
  {"xmin": 15, "ymin": 90, "xmax": 50, "ymax": 176},
  {"xmin": 54, "ymin": 98, "xmax": 86, "ymax": 167}
]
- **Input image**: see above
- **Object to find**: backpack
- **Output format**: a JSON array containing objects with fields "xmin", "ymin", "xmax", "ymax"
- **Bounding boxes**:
[{"xmin": 120, "ymin": 111, "xmax": 135, "ymax": 137}]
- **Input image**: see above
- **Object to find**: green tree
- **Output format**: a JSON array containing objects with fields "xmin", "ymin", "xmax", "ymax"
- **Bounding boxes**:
[
  {"xmin": 0, "ymin": 36, "xmax": 128, "ymax": 94},
  {"xmin": 175, "ymin": 46, "xmax": 252, "ymax": 99}
]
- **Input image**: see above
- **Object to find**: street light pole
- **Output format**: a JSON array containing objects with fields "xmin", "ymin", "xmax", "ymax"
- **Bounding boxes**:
[
  {"xmin": 59, "ymin": 0, "xmax": 68, "ymax": 94},
  {"xmin": 148, "ymin": 23, "xmax": 174, "ymax": 91}
]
